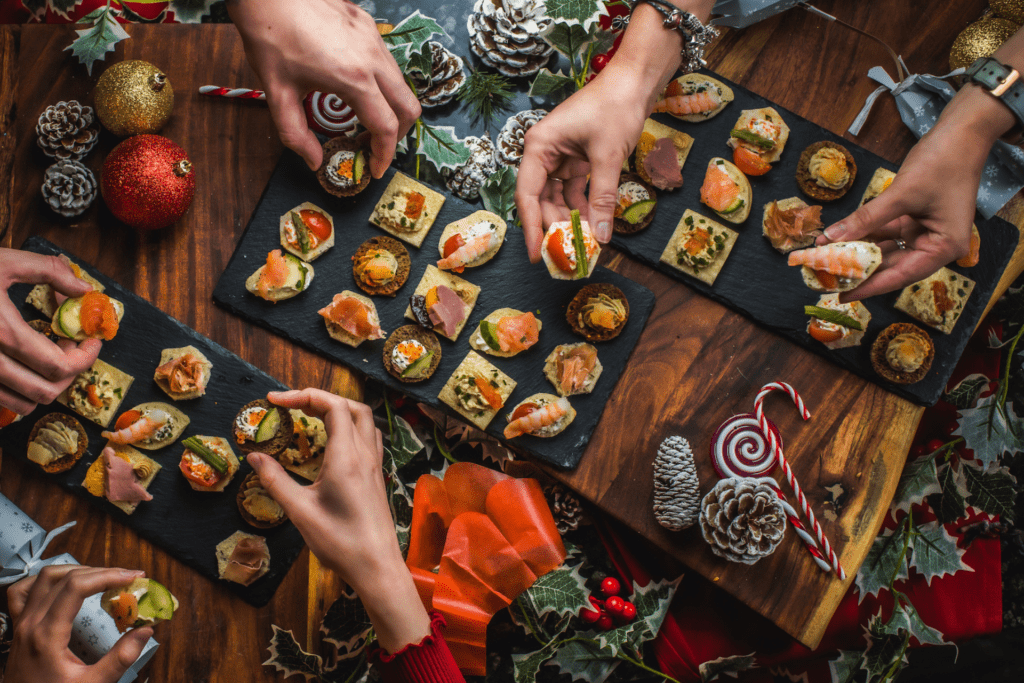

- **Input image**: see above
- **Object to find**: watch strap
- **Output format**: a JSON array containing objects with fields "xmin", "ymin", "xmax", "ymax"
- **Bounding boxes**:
[{"xmin": 966, "ymin": 57, "xmax": 1024, "ymax": 131}]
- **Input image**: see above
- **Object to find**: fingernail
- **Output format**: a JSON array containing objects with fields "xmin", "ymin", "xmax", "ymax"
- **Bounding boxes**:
[
  {"xmin": 122, "ymin": 569, "xmax": 145, "ymax": 578},
  {"xmin": 596, "ymin": 221, "xmax": 611, "ymax": 243},
  {"xmin": 824, "ymin": 224, "xmax": 845, "ymax": 241},
  {"xmin": 133, "ymin": 626, "xmax": 154, "ymax": 640}
]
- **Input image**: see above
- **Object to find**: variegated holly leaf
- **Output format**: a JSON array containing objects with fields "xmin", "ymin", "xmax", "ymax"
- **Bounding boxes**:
[
  {"xmin": 698, "ymin": 653, "xmax": 756, "ymax": 682},
  {"xmin": 543, "ymin": 21, "xmax": 591, "ymax": 60},
  {"xmin": 861, "ymin": 629, "xmax": 908, "ymax": 683},
  {"xmin": 855, "ymin": 524, "xmax": 909, "ymax": 603},
  {"xmin": 890, "ymin": 453, "xmax": 940, "ymax": 519},
  {"xmin": 1000, "ymin": 283, "xmax": 1024, "ymax": 328},
  {"xmin": 480, "ymin": 165, "xmax": 518, "ymax": 223},
  {"xmin": 544, "ymin": 0, "xmax": 608, "ymax": 30},
  {"xmin": 596, "ymin": 576, "xmax": 681, "ymax": 657},
  {"xmin": 387, "ymin": 472, "xmax": 415, "ymax": 556},
  {"xmin": 385, "ymin": 414, "xmax": 425, "ymax": 471},
  {"xmin": 518, "ymin": 557, "xmax": 589, "ymax": 621},
  {"xmin": 263, "ymin": 625, "xmax": 324, "ymax": 682},
  {"xmin": 544, "ymin": 639, "xmax": 620, "ymax": 683},
  {"xmin": 910, "ymin": 521, "xmax": 972, "ymax": 586},
  {"xmin": 528, "ymin": 68, "xmax": 575, "ymax": 101},
  {"xmin": 383, "ymin": 11, "xmax": 447, "ymax": 77},
  {"xmin": 932, "ymin": 460, "xmax": 969, "ymax": 525},
  {"xmin": 954, "ymin": 396, "xmax": 1024, "ymax": 468},
  {"xmin": 877, "ymin": 600, "xmax": 947, "ymax": 647},
  {"xmin": 169, "ymin": 0, "xmax": 217, "ymax": 23},
  {"xmin": 512, "ymin": 640, "xmax": 559, "ymax": 683},
  {"xmin": 944, "ymin": 374, "xmax": 990, "ymax": 410},
  {"xmin": 417, "ymin": 123, "xmax": 472, "ymax": 174},
  {"xmin": 828, "ymin": 650, "xmax": 863, "ymax": 683},
  {"xmin": 65, "ymin": 7, "xmax": 130, "ymax": 76},
  {"xmin": 117, "ymin": 3, "xmax": 168, "ymax": 24},
  {"xmin": 320, "ymin": 585, "xmax": 373, "ymax": 657},
  {"xmin": 24, "ymin": 0, "xmax": 80, "ymax": 20},
  {"xmin": 962, "ymin": 462, "xmax": 1017, "ymax": 520}
]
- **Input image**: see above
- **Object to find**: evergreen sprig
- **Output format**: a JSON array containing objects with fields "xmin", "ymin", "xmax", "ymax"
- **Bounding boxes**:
[{"xmin": 457, "ymin": 70, "xmax": 514, "ymax": 129}]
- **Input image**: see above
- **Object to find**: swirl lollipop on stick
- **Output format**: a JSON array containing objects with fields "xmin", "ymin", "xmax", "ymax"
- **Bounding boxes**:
[{"xmin": 198, "ymin": 87, "xmax": 359, "ymax": 137}]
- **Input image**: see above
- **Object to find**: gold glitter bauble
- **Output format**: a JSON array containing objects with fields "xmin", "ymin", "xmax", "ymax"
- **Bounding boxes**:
[
  {"xmin": 992, "ymin": 0, "xmax": 1024, "ymax": 25},
  {"xmin": 950, "ymin": 18, "xmax": 1020, "ymax": 70},
  {"xmin": 94, "ymin": 60, "xmax": 174, "ymax": 137}
]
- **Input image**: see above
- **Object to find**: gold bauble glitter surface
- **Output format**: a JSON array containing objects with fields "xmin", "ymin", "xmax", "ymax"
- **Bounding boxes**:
[
  {"xmin": 992, "ymin": 0, "xmax": 1024, "ymax": 25},
  {"xmin": 94, "ymin": 60, "xmax": 174, "ymax": 137},
  {"xmin": 950, "ymin": 18, "xmax": 1021, "ymax": 70}
]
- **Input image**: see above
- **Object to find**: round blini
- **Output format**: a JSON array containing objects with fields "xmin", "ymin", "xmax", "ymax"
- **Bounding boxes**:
[
  {"xmin": 613, "ymin": 173, "xmax": 657, "ymax": 235},
  {"xmin": 543, "ymin": 343, "xmax": 603, "ymax": 396},
  {"xmin": 505, "ymin": 393, "xmax": 576, "ymax": 438},
  {"xmin": 27, "ymin": 412, "xmax": 88, "ymax": 473},
  {"xmin": 233, "ymin": 399, "xmax": 294, "ymax": 456},
  {"xmin": 807, "ymin": 294, "xmax": 871, "ymax": 350},
  {"xmin": 237, "ymin": 472, "xmax": 287, "ymax": 528},
  {"xmin": 115, "ymin": 402, "xmax": 190, "ymax": 451},
  {"xmin": 663, "ymin": 74, "xmax": 735, "ymax": 122},
  {"xmin": 279, "ymin": 202, "xmax": 335, "ymax": 262},
  {"xmin": 797, "ymin": 141, "xmax": 857, "ymax": 202},
  {"xmin": 351, "ymin": 236, "xmax": 411, "ymax": 297},
  {"xmin": 437, "ymin": 210, "xmax": 507, "ymax": 269},
  {"xmin": 730, "ymin": 107, "xmax": 790, "ymax": 163},
  {"xmin": 317, "ymin": 134, "xmax": 371, "ymax": 197},
  {"xmin": 383, "ymin": 325, "xmax": 442, "ymax": 383},
  {"xmin": 468, "ymin": 308, "xmax": 543, "ymax": 358},
  {"xmin": 180, "ymin": 436, "xmax": 240, "ymax": 493},
  {"xmin": 566, "ymin": 283, "xmax": 630, "ymax": 342},
  {"xmin": 540, "ymin": 220, "xmax": 601, "ymax": 280},
  {"xmin": 154, "ymin": 345, "xmax": 213, "ymax": 401},
  {"xmin": 702, "ymin": 158, "xmax": 752, "ymax": 224},
  {"xmin": 871, "ymin": 323, "xmax": 934, "ymax": 385},
  {"xmin": 319, "ymin": 291, "xmax": 385, "ymax": 347}
]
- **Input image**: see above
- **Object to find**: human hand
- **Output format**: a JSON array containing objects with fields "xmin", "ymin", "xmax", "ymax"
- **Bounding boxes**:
[
  {"xmin": 5, "ymin": 566, "xmax": 152, "ymax": 683},
  {"xmin": 0, "ymin": 249, "xmax": 101, "ymax": 414},
  {"xmin": 229, "ymin": 0, "xmax": 420, "ymax": 175}
]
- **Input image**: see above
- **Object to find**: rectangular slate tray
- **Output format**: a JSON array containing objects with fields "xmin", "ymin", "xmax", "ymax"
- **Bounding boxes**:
[
  {"xmin": 609, "ymin": 70, "xmax": 1018, "ymax": 406},
  {"xmin": 212, "ymin": 159, "xmax": 655, "ymax": 469},
  {"xmin": 6, "ymin": 236, "xmax": 303, "ymax": 608}
]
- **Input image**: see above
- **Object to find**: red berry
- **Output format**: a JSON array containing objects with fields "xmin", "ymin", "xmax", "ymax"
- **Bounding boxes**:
[
  {"xmin": 600, "ymin": 577, "xmax": 621, "ymax": 597},
  {"xmin": 596, "ymin": 614, "xmax": 614, "ymax": 631},
  {"xmin": 605, "ymin": 595, "xmax": 626, "ymax": 617},
  {"xmin": 586, "ymin": 73, "xmax": 596, "ymax": 83},
  {"xmin": 942, "ymin": 420, "xmax": 959, "ymax": 437},
  {"xmin": 592, "ymin": 53, "xmax": 610, "ymax": 73},
  {"xmin": 619, "ymin": 601, "xmax": 637, "ymax": 621},
  {"xmin": 925, "ymin": 438, "xmax": 945, "ymax": 453},
  {"xmin": 588, "ymin": 595, "xmax": 604, "ymax": 610},
  {"xmin": 910, "ymin": 443, "xmax": 929, "ymax": 458},
  {"xmin": 579, "ymin": 607, "xmax": 602, "ymax": 624}
]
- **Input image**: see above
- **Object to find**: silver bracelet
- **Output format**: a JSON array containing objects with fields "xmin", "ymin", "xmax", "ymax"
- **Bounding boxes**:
[{"xmin": 616, "ymin": 0, "xmax": 719, "ymax": 73}]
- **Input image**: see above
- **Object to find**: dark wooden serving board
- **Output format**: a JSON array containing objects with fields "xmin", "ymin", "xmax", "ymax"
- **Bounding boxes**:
[
  {"xmin": 6, "ymin": 237, "xmax": 302, "ymax": 608},
  {"xmin": 607, "ymin": 70, "xmax": 1018, "ymax": 406},
  {"xmin": 212, "ymin": 158, "xmax": 655, "ymax": 468}
]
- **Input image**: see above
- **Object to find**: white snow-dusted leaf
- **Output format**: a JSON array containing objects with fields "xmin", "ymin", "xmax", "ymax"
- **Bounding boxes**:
[
  {"xmin": 910, "ymin": 522, "xmax": 973, "ymax": 586},
  {"xmin": 385, "ymin": 414, "xmax": 425, "ymax": 471},
  {"xmin": 544, "ymin": 0, "xmax": 608, "ymax": 30},
  {"xmin": 699, "ymin": 653, "xmax": 756, "ymax": 681},
  {"xmin": 855, "ymin": 525, "xmax": 909, "ymax": 603},
  {"xmin": 64, "ymin": 9, "xmax": 130, "ymax": 76},
  {"xmin": 416, "ymin": 124, "xmax": 472, "ymax": 173},
  {"xmin": 944, "ymin": 374, "xmax": 990, "ymax": 410},
  {"xmin": 320, "ymin": 586, "xmax": 373, "ymax": 657},
  {"xmin": 954, "ymin": 395, "xmax": 1024, "ymax": 468},
  {"xmin": 396, "ymin": 134, "xmax": 409, "ymax": 155},
  {"xmin": 512, "ymin": 641, "xmax": 559, "ymax": 683},
  {"xmin": 597, "ymin": 576, "xmax": 681, "ymax": 656},
  {"xmin": 861, "ymin": 630, "xmax": 908, "ymax": 683},
  {"xmin": 263, "ymin": 625, "xmax": 323, "ymax": 681},
  {"xmin": 890, "ymin": 453, "xmax": 940, "ymax": 519},
  {"xmin": 168, "ymin": 0, "xmax": 217, "ymax": 23},
  {"xmin": 518, "ymin": 558, "xmax": 589, "ymax": 620},
  {"xmin": 934, "ymin": 460, "xmax": 969, "ymax": 525},
  {"xmin": 528, "ymin": 68, "xmax": 575, "ymax": 101},
  {"xmin": 545, "ymin": 639, "xmax": 620, "ymax": 683},
  {"xmin": 828, "ymin": 650, "xmax": 862, "ymax": 683},
  {"xmin": 881, "ymin": 600, "xmax": 948, "ymax": 647},
  {"xmin": 383, "ymin": 11, "xmax": 447, "ymax": 77},
  {"xmin": 962, "ymin": 462, "xmax": 1017, "ymax": 519}
]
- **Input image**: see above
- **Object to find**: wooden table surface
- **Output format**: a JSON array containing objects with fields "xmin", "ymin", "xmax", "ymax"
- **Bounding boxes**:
[{"xmin": 0, "ymin": 3, "xmax": 1021, "ymax": 679}]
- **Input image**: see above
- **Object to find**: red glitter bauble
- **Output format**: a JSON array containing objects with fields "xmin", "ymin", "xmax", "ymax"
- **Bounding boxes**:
[{"xmin": 101, "ymin": 134, "xmax": 195, "ymax": 230}]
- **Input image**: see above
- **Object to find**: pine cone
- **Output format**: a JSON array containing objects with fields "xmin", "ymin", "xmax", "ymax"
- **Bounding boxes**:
[
  {"xmin": 699, "ymin": 478, "xmax": 786, "ymax": 564},
  {"xmin": 412, "ymin": 42, "xmax": 467, "ymax": 108},
  {"xmin": 467, "ymin": 0, "xmax": 554, "ymax": 78},
  {"xmin": 41, "ymin": 160, "xmax": 98, "ymax": 218},
  {"xmin": 652, "ymin": 436, "xmax": 701, "ymax": 531},
  {"xmin": 444, "ymin": 135, "xmax": 499, "ymax": 200},
  {"xmin": 496, "ymin": 109, "xmax": 546, "ymax": 167},
  {"xmin": 545, "ymin": 484, "xmax": 586, "ymax": 533},
  {"xmin": 36, "ymin": 101, "xmax": 99, "ymax": 161}
]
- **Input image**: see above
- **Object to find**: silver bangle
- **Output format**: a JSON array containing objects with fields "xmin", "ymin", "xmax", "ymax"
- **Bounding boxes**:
[{"xmin": 616, "ymin": 0, "xmax": 719, "ymax": 74}]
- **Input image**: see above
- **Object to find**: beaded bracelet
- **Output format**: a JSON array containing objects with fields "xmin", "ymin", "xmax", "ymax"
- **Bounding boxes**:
[{"xmin": 616, "ymin": 0, "xmax": 719, "ymax": 74}]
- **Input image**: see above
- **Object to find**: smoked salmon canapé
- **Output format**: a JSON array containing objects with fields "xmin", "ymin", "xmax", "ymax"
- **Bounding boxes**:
[
  {"xmin": 653, "ymin": 74, "xmax": 734, "ymax": 123},
  {"xmin": 503, "ymin": 393, "xmax": 576, "ymax": 440},
  {"xmin": 51, "ymin": 291, "xmax": 125, "ymax": 342},
  {"xmin": 351, "ymin": 235, "xmax": 410, "ymax": 297},
  {"xmin": 279, "ymin": 202, "xmax": 334, "ymax": 262},
  {"xmin": 699, "ymin": 158, "xmax": 752, "ymax": 224},
  {"xmin": 804, "ymin": 293, "xmax": 871, "ymax": 350},
  {"xmin": 762, "ymin": 197, "xmax": 823, "ymax": 254},
  {"xmin": 787, "ymin": 241, "xmax": 882, "ymax": 293},
  {"xmin": 469, "ymin": 308, "xmax": 542, "ymax": 358},
  {"xmin": 436, "ymin": 210, "xmax": 507, "ymax": 273},
  {"xmin": 727, "ymin": 107, "xmax": 790, "ymax": 165},
  {"xmin": 438, "ymin": 351, "xmax": 517, "ymax": 429},
  {"xmin": 154, "ymin": 346, "xmax": 213, "ymax": 401},
  {"xmin": 382, "ymin": 325, "xmax": 442, "ymax": 383},
  {"xmin": 541, "ymin": 212, "xmax": 601, "ymax": 281},
  {"xmin": 318, "ymin": 291, "xmax": 385, "ymax": 348},
  {"xmin": 246, "ymin": 249, "xmax": 314, "ymax": 303},
  {"xmin": 543, "ymin": 343, "xmax": 603, "ymax": 397}
]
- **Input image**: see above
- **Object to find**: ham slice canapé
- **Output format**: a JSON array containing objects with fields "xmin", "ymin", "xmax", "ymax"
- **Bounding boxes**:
[
  {"xmin": 427, "ymin": 285, "xmax": 466, "ymax": 338},
  {"xmin": 103, "ymin": 448, "xmax": 153, "ymax": 504},
  {"xmin": 223, "ymin": 536, "xmax": 270, "ymax": 586}
]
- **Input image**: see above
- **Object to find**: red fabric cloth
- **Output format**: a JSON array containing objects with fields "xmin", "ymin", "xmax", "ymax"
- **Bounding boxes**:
[
  {"xmin": 0, "ymin": 0, "xmax": 175, "ymax": 24},
  {"xmin": 370, "ymin": 612, "xmax": 466, "ymax": 683}
]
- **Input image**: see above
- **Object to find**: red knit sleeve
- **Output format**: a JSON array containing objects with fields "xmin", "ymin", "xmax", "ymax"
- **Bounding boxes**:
[{"xmin": 369, "ymin": 612, "xmax": 466, "ymax": 683}]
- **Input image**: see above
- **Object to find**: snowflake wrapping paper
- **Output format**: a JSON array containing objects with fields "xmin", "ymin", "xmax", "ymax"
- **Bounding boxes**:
[{"xmin": 0, "ymin": 492, "xmax": 159, "ymax": 683}]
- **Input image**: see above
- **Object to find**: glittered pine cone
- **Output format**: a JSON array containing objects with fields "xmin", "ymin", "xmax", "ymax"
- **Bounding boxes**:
[
  {"xmin": 41, "ymin": 160, "xmax": 98, "ymax": 218},
  {"xmin": 444, "ymin": 135, "xmax": 499, "ymax": 200},
  {"xmin": 652, "ymin": 436, "xmax": 701, "ymax": 531},
  {"xmin": 412, "ymin": 42, "xmax": 468, "ymax": 108},
  {"xmin": 699, "ymin": 477, "xmax": 786, "ymax": 564},
  {"xmin": 36, "ymin": 100, "xmax": 99, "ymax": 161},
  {"xmin": 496, "ymin": 109, "xmax": 546, "ymax": 166},
  {"xmin": 467, "ymin": 0, "xmax": 554, "ymax": 78}
]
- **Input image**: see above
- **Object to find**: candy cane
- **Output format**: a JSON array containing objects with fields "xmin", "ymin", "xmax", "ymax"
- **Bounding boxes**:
[
  {"xmin": 198, "ymin": 87, "xmax": 359, "ymax": 137},
  {"xmin": 198, "ymin": 86, "xmax": 266, "ymax": 100},
  {"xmin": 754, "ymin": 382, "xmax": 847, "ymax": 580},
  {"xmin": 710, "ymin": 413, "xmax": 831, "ymax": 573}
]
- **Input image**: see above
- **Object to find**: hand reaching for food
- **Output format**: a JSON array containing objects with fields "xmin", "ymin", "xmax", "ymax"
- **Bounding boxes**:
[
  {"xmin": 4, "ymin": 566, "xmax": 152, "ymax": 683},
  {"xmin": 228, "ymin": 0, "xmax": 421, "ymax": 176},
  {"xmin": 246, "ymin": 388, "xmax": 431, "ymax": 654},
  {"xmin": 0, "ymin": 248, "xmax": 101, "ymax": 415}
]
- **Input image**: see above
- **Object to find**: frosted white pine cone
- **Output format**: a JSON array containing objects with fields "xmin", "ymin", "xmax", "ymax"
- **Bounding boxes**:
[
  {"xmin": 41, "ymin": 160, "xmax": 97, "ymax": 218},
  {"xmin": 652, "ymin": 436, "xmax": 700, "ymax": 531},
  {"xmin": 412, "ymin": 42, "xmax": 467, "ymax": 108},
  {"xmin": 699, "ymin": 477, "xmax": 786, "ymax": 564},
  {"xmin": 495, "ymin": 109, "xmax": 546, "ymax": 166},
  {"xmin": 467, "ymin": 0, "xmax": 554, "ymax": 78},
  {"xmin": 36, "ymin": 100, "xmax": 99, "ymax": 161},
  {"xmin": 444, "ymin": 135, "xmax": 499, "ymax": 200}
]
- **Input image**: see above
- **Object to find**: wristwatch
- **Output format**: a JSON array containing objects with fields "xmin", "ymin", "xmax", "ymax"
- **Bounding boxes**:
[{"xmin": 965, "ymin": 57, "xmax": 1024, "ymax": 143}]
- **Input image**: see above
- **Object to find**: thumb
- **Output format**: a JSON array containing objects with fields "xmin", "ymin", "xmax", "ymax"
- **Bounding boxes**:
[
  {"xmin": 586, "ymin": 155, "xmax": 624, "ymax": 244},
  {"xmin": 93, "ymin": 626, "xmax": 152, "ymax": 682},
  {"xmin": 816, "ymin": 189, "xmax": 906, "ymax": 246},
  {"xmin": 247, "ymin": 452, "xmax": 306, "ymax": 517},
  {"xmin": 265, "ymin": 87, "xmax": 323, "ymax": 171}
]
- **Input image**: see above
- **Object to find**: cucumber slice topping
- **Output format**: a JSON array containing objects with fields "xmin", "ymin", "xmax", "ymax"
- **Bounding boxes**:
[
  {"xmin": 570, "ymin": 209, "xmax": 588, "ymax": 278},
  {"xmin": 804, "ymin": 305, "xmax": 862, "ymax": 331},
  {"xmin": 291, "ymin": 211, "xmax": 311, "ymax": 254},
  {"xmin": 478, "ymin": 320, "xmax": 502, "ymax": 351},
  {"xmin": 55, "ymin": 298, "xmax": 82, "ymax": 339},
  {"xmin": 353, "ymin": 151, "xmax": 365, "ymax": 184},
  {"xmin": 282, "ymin": 253, "xmax": 309, "ymax": 290},
  {"xmin": 401, "ymin": 349, "xmax": 434, "ymax": 378},
  {"xmin": 621, "ymin": 199, "xmax": 656, "ymax": 225},
  {"xmin": 137, "ymin": 579, "xmax": 176, "ymax": 621},
  {"xmin": 254, "ymin": 408, "xmax": 281, "ymax": 442},
  {"xmin": 718, "ymin": 197, "xmax": 745, "ymax": 215},
  {"xmin": 181, "ymin": 436, "xmax": 228, "ymax": 474}
]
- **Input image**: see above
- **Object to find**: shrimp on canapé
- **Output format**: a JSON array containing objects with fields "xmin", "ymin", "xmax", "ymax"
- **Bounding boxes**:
[
  {"xmin": 437, "ymin": 231, "xmax": 500, "ymax": 273},
  {"xmin": 503, "ymin": 398, "xmax": 570, "ymax": 439},
  {"xmin": 101, "ymin": 410, "xmax": 169, "ymax": 444},
  {"xmin": 787, "ymin": 243, "xmax": 877, "ymax": 280},
  {"xmin": 652, "ymin": 90, "xmax": 722, "ymax": 116}
]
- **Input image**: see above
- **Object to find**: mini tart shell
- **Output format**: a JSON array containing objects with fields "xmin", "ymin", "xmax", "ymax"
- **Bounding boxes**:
[
  {"xmin": 351, "ymin": 235, "xmax": 411, "ymax": 297},
  {"xmin": 28, "ymin": 412, "xmax": 88, "ymax": 473},
  {"xmin": 796, "ymin": 141, "xmax": 857, "ymax": 202},
  {"xmin": 566, "ymin": 283, "xmax": 629, "ymax": 342},
  {"xmin": 871, "ymin": 323, "xmax": 934, "ymax": 385},
  {"xmin": 236, "ymin": 472, "xmax": 287, "ymax": 528},
  {"xmin": 383, "ymin": 325, "xmax": 442, "ymax": 383},
  {"xmin": 317, "ymin": 134, "xmax": 371, "ymax": 198},
  {"xmin": 233, "ymin": 399, "xmax": 294, "ymax": 456},
  {"xmin": 613, "ymin": 173, "xmax": 657, "ymax": 235}
]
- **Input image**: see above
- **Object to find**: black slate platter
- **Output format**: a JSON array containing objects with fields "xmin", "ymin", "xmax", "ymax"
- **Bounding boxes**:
[
  {"xmin": 609, "ymin": 70, "xmax": 1018, "ymax": 406},
  {"xmin": 7, "ymin": 236, "xmax": 302, "ymax": 608},
  {"xmin": 212, "ymin": 159, "xmax": 655, "ymax": 469}
]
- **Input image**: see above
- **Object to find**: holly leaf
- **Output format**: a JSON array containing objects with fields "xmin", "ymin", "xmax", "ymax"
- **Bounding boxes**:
[
  {"xmin": 544, "ymin": 639, "xmax": 619, "ymax": 683},
  {"xmin": 932, "ymin": 460, "xmax": 969, "ymax": 525},
  {"xmin": 597, "ymin": 576, "xmax": 681, "ymax": 656},
  {"xmin": 698, "ymin": 653, "xmax": 757, "ymax": 682},
  {"xmin": 890, "ymin": 453, "xmax": 941, "ymax": 519},
  {"xmin": 962, "ymin": 462, "xmax": 1017, "ymax": 520},
  {"xmin": 512, "ymin": 641, "xmax": 560, "ymax": 683},
  {"xmin": 543, "ymin": 20, "xmax": 591, "ymax": 60},
  {"xmin": 854, "ymin": 524, "xmax": 909, "ymax": 603},
  {"xmin": 909, "ymin": 521, "xmax": 973, "ymax": 586},
  {"xmin": 828, "ymin": 650, "xmax": 863, "ymax": 683},
  {"xmin": 117, "ymin": 3, "xmax": 168, "ymax": 24},
  {"xmin": 64, "ymin": 8, "xmax": 130, "ymax": 76},
  {"xmin": 263, "ymin": 625, "xmax": 323, "ymax": 682},
  {"xmin": 518, "ymin": 557, "xmax": 589, "ymax": 621},
  {"xmin": 384, "ymin": 414, "xmax": 424, "ymax": 471},
  {"xmin": 590, "ymin": 29, "xmax": 618, "ymax": 57},
  {"xmin": 944, "ymin": 374, "xmax": 990, "ymax": 410},
  {"xmin": 320, "ymin": 586, "xmax": 373, "ymax": 658},
  {"xmin": 1000, "ymin": 283, "xmax": 1024, "ymax": 329},
  {"xmin": 168, "ymin": 0, "xmax": 216, "ymax": 23},
  {"xmin": 953, "ymin": 395, "xmax": 1024, "ymax": 468},
  {"xmin": 861, "ymin": 629, "xmax": 908, "ymax": 683},
  {"xmin": 416, "ymin": 123, "xmax": 472, "ymax": 174},
  {"xmin": 387, "ymin": 472, "xmax": 415, "ymax": 556},
  {"xmin": 880, "ymin": 599, "xmax": 948, "ymax": 647},
  {"xmin": 528, "ymin": 68, "xmax": 575, "ymax": 101},
  {"xmin": 480, "ymin": 165, "xmax": 518, "ymax": 223},
  {"xmin": 544, "ymin": 0, "xmax": 608, "ymax": 30},
  {"xmin": 383, "ymin": 11, "xmax": 447, "ymax": 77}
]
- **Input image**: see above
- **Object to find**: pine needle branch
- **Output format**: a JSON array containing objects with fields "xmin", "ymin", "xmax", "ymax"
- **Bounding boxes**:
[{"xmin": 457, "ymin": 70, "xmax": 514, "ymax": 130}]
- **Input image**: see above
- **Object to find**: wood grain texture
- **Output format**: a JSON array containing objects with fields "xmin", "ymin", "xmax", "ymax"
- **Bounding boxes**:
[
  {"xmin": 549, "ymin": 0, "xmax": 1023, "ymax": 650},
  {"xmin": 0, "ymin": 27, "xmax": 17, "ymax": 248}
]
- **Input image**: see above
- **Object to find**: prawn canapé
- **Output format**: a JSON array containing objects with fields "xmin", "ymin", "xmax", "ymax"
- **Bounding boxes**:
[{"xmin": 503, "ymin": 394, "xmax": 576, "ymax": 439}]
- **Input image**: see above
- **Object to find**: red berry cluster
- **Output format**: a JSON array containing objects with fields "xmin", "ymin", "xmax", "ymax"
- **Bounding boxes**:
[{"xmin": 578, "ymin": 577, "xmax": 637, "ymax": 630}]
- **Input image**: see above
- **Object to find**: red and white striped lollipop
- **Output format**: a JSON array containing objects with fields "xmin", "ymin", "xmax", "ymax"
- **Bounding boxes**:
[
  {"xmin": 710, "ymin": 413, "xmax": 781, "ymax": 479},
  {"xmin": 303, "ymin": 91, "xmax": 358, "ymax": 137}
]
